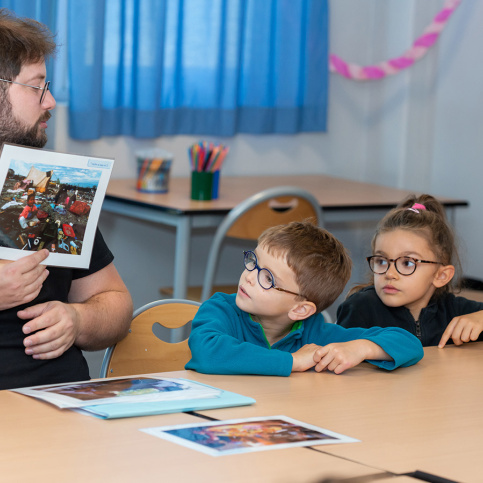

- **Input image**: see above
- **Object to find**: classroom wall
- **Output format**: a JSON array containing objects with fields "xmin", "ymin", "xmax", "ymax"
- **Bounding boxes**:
[{"xmin": 47, "ymin": 0, "xmax": 483, "ymax": 372}]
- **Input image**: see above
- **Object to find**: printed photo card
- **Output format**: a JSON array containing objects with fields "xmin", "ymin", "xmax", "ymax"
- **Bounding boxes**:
[
  {"xmin": 12, "ymin": 376, "xmax": 255, "ymax": 419},
  {"xmin": 141, "ymin": 415, "xmax": 359, "ymax": 456},
  {"xmin": 13, "ymin": 376, "xmax": 221, "ymax": 408},
  {"xmin": 0, "ymin": 143, "xmax": 113, "ymax": 268}
]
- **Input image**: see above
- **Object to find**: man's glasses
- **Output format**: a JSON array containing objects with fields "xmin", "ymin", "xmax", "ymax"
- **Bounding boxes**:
[
  {"xmin": 367, "ymin": 255, "xmax": 442, "ymax": 276},
  {"xmin": 0, "ymin": 78, "xmax": 50, "ymax": 104},
  {"xmin": 243, "ymin": 250, "xmax": 303, "ymax": 297}
]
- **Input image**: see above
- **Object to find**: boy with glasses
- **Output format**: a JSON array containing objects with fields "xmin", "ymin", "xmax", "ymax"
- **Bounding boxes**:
[
  {"xmin": 0, "ymin": 9, "xmax": 132, "ymax": 390},
  {"xmin": 186, "ymin": 221, "xmax": 423, "ymax": 376}
]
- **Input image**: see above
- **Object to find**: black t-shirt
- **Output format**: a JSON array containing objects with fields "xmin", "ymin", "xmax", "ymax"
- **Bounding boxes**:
[{"xmin": 0, "ymin": 229, "xmax": 114, "ymax": 390}]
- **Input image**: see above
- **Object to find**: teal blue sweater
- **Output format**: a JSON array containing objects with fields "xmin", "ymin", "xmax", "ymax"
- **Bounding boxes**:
[{"xmin": 186, "ymin": 293, "xmax": 423, "ymax": 376}]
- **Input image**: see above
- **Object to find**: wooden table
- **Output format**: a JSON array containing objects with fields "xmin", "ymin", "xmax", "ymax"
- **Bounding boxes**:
[
  {"xmin": 318, "ymin": 343, "xmax": 483, "ymax": 483},
  {"xmin": 103, "ymin": 176, "xmax": 468, "ymax": 299},
  {"xmin": 192, "ymin": 343, "xmax": 483, "ymax": 483},
  {"xmin": 0, "ymin": 393, "xmax": 397, "ymax": 483},
  {"xmin": 2, "ymin": 344, "xmax": 480, "ymax": 482}
]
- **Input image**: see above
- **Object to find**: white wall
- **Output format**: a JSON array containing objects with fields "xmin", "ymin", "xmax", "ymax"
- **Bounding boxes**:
[{"xmin": 49, "ymin": 0, "xmax": 482, "ymax": 325}]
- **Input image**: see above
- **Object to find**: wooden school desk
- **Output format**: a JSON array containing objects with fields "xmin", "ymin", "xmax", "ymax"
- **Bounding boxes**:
[
  {"xmin": 103, "ymin": 176, "xmax": 468, "ymax": 299},
  {"xmin": 1, "ymin": 393, "xmax": 405, "ymax": 483},
  {"xmin": 191, "ymin": 343, "xmax": 483, "ymax": 483},
  {"xmin": 2, "ymin": 344, "xmax": 480, "ymax": 482}
]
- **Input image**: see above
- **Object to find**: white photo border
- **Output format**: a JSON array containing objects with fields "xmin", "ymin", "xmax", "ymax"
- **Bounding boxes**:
[
  {"xmin": 140, "ymin": 415, "xmax": 360, "ymax": 456},
  {"xmin": 0, "ymin": 144, "xmax": 113, "ymax": 269},
  {"xmin": 12, "ymin": 376, "xmax": 221, "ymax": 409}
]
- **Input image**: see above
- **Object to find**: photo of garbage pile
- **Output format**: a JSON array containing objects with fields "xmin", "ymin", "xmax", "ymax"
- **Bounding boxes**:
[{"xmin": 0, "ymin": 164, "xmax": 98, "ymax": 256}]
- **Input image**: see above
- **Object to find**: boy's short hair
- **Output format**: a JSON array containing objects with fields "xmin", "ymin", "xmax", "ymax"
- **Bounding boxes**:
[{"xmin": 258, "ymin": 221, "xmax": 352, "ymax": 313}]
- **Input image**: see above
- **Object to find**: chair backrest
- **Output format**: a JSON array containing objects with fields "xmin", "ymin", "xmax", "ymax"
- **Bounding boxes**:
[
  {"xmin": 99, "ymin": 299, "xmax": 201, "ymax": 378},
  {"xmin": 201, "ymin": 186, "xmax": 324, "ymax": 301},
  {"xmin": 322, "ymin": 310, "xmax": 333, "ymax": 324}
]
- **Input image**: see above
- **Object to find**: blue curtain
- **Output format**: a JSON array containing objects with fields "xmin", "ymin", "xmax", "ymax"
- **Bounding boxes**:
[{"xmin": 68, "ymin": 0, "xmax": 328, "ymax": 140}]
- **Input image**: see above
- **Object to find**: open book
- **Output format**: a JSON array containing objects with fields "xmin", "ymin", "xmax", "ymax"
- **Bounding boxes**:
[
  {"xmin": 0, "ymin": 143, "xmax": 113, "ymax": 269},
  {"xmin": 12, "ymin": 376, "xmax": 256, "ymax": 419}
]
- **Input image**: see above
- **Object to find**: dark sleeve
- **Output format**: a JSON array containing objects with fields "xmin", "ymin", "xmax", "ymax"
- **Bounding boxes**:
[
  {"xmin": 336, "ymin": 291, "xmax": 375, "ymax": 329},
  {"xmin": 451, "ymin": 294, "xmax": 483, "ymax": 314},
  {"xmin": 72, "ymin": 228, "xmax": 114, "ymax": 280}
]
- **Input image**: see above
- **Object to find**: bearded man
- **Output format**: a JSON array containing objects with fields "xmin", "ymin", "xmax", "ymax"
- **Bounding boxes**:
[{"xmin": 0, "ymin": 9, "xmax": 132, "ymax": 389}]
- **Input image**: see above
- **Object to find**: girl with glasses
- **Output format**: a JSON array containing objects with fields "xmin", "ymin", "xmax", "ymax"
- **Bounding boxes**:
[{"xmin": 337, "ymin": 194, "xmax": 483, "ymax": 348}]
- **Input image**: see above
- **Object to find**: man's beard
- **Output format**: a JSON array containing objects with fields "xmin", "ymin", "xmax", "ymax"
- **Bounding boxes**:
[{"xmin": 0, "ymin": 97, "xmax": 50, "ymax": 148}]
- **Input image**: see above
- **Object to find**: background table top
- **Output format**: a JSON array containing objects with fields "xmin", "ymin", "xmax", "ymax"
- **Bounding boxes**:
[{"xmin": 105, "ymin": 176, "xmax": 468, "ymax": 215}]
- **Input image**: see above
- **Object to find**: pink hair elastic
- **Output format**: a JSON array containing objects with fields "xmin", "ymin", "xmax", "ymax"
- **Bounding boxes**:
[{"xmin": 407, "ymin": 203, "xmax": 427, "ymax": 213}]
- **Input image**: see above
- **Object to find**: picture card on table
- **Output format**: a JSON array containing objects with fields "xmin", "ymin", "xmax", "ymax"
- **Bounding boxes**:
[
  {"xmin": 12, "ymin": 376, "xmax": 255, "ymax": 419},
  {"xmin": 141, "ymin": 415, "xmax": 359, "ymax": 456}
]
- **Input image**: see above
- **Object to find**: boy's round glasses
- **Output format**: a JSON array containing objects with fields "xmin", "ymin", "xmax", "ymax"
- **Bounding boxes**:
[
  {"xmin": 243, "ymin": 250, "xmax": 303, "ymax": 297},
  {"xmin": 0, "ymin": 78, "xmax": 51, "ymax": 104},
  {"xmin": 367, "ymin": 255, "xmax": 442, "ymax": 276}
]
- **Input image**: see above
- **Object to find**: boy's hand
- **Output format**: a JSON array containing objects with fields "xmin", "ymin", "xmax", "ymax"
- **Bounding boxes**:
[
  {"xmin": 291, "ymin": 344, "xmax": 321, "ymax": 372},
  {"xmin": 438, "ymin": 311, "xmax": 483, "ymax": 348},
  {"xmin": 313, "ymin": 340, "xmax": 388, "ymax": 374}
]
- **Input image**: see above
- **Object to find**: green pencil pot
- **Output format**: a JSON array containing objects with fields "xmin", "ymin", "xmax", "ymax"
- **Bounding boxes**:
[{"xmin": 191, "ymin": 171, "xmax": 213, "ymax": 201}]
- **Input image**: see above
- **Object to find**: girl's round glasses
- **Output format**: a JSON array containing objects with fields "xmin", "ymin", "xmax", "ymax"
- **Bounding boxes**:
[{"xmin": 367, "ymin": 255, "xmax": 442, "ymax": 276}]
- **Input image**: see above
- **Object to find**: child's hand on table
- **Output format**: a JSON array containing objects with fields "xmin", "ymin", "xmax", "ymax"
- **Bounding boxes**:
[
  {"xmin": 439, "ymin": 310, "xmax": 483, "ymax": 348},
  {"xmin": 313, "ymin": 340, "xmax": 389, "ymax": 374},
  {"xmin": 291, "ymin": 344, "xmax": 321, "ymax": 372}
]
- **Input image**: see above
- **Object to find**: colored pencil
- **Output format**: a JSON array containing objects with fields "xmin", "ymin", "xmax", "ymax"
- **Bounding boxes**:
[{"xmin": 188, "ymin": 141, "xmax": 229, "ymax": 173}]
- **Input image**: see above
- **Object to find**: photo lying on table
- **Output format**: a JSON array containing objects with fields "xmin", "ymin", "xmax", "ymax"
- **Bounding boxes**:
[
  {"xmin": 12, "ymin": 376, "xmax": 221, "ymax": 409},
  {"xmin": 141, "ymin": 415, "xmax": 359, "ymax": 456},
  {"xmin": 0, "ymin": 143, "xmax": 113, "ymax": 268}
]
